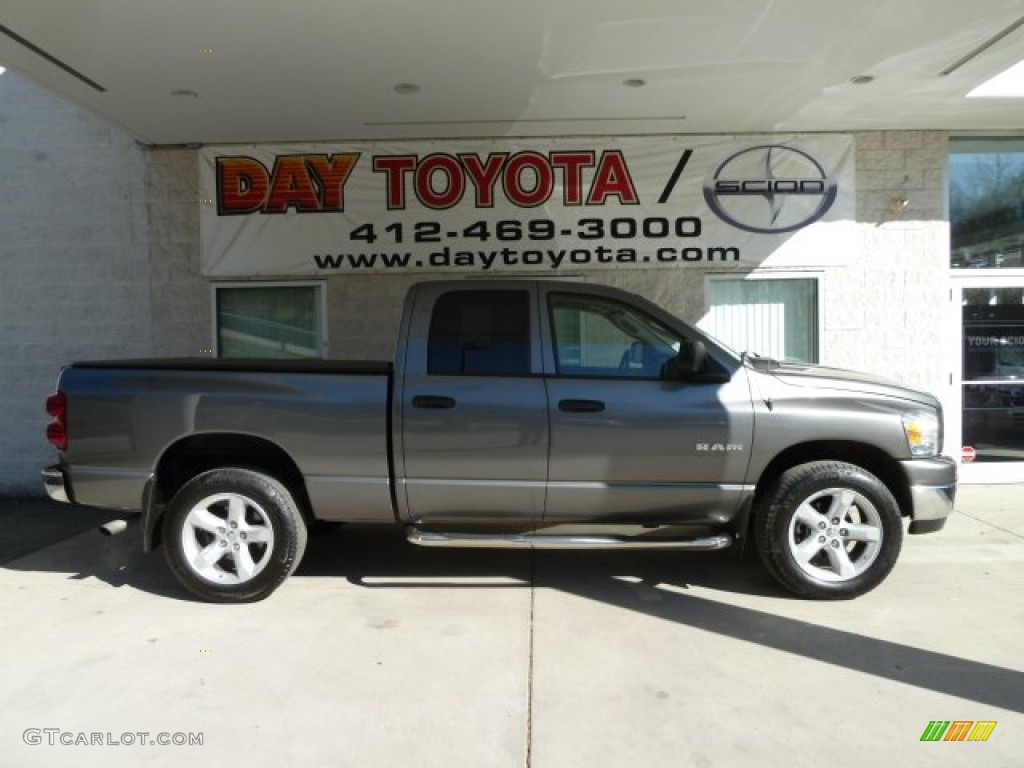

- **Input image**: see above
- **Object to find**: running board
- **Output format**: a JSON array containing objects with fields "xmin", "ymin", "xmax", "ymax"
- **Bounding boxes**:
[{"xmin": 406, "ymin": 527, "xmax": 733, "ymax": 551}]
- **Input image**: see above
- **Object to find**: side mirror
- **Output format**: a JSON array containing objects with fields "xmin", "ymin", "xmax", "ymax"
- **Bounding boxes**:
[{"xmin": 663, "ymin": 340, "xmax": 707, "ymax": 380}]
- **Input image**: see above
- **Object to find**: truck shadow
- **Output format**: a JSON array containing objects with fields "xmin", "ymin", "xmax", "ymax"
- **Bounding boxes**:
[
  {"xmin": 0, "ymin": 497, "xmax": 122, "ymax": 565},
  {"xmin": 529, "ymin": 553, "xmax": 1024, "ymax": 715},
  {"xmin": 301, "ymin": 524, "xmax": 778, "ymax": 596},
  {"xmin": 5, "ymin": 517, "xmax": 1023, "ymax": 714},
  {"xmin": 306, "ymin": 525, "xmax": 1024, "ymax": 715}
]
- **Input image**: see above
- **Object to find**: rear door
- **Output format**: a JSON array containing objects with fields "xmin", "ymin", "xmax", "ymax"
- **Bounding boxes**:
[
  {"xmin": 396, "ymin": 283, "xmax": 548, "ymax": 525},
  {"xmin": 541, "ymin": 286, "xmax": 754, "ymax": 524}
]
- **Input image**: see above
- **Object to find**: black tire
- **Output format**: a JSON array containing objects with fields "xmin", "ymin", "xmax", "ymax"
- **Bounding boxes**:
[
  {"xmin": 162, "ymin": 468, "xmax": 308, "ymax": 603},
  {"xmin": 754, "ymin": 461, "xmax": 903, "ymax": 600}
]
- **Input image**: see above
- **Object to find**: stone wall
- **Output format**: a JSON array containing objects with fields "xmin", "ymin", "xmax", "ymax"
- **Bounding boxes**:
[
  {"xmin": 831, "ymin": 131, "xmax": 950, "ymax": 397},
  {"xmin": 0, "ymin": 72, "xmax": 151, "ymax": 493},
  {"xmin": 145, "ymin": 148, "xmax": 209, "ymax": 357}
]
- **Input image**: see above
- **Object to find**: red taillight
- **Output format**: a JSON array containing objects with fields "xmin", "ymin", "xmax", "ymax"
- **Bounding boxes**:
[
  {"xmin": 46, "ymin": 391, "xmax": 67, "ymax": 451},
  {"xmin": 46, "ymin": 392, "xmax": 65, "ymax": 418}
]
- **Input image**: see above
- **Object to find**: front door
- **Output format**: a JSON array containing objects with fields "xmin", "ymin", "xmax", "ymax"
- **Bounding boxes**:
[
  {"xmin": 955, "ymin": 276, "xmax": 1024, "ymax": 482},
  {"xmin": 541, "ymin": 289, "xmax": 754, "ymax": 523}
]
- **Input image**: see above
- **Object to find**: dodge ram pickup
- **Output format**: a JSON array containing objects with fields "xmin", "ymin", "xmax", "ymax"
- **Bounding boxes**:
[{"xmin": 43, "ymin": 280, "xmax": 956, "ymax": 602}]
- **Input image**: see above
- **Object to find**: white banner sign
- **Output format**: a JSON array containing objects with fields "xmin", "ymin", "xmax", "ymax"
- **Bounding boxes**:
[{"xmin": 199, "ymin": 135, "xmax": 853, "ymax": 276}]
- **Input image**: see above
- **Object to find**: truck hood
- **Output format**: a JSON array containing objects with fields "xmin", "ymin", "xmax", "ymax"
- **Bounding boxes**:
[{"xmin": 751, "ymin": 359, "xmax": 941, "ymax": 409}]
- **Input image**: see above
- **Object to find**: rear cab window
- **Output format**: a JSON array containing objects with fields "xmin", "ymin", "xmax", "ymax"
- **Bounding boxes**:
[{"xmin": 427, "ymin": 290, "xmax": 532, "ymax": 376}]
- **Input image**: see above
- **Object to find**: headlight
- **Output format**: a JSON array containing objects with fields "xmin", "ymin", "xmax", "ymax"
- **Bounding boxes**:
[{"xmin": 902, "ymin": 410, "xmax": 940, "ymax": 457}]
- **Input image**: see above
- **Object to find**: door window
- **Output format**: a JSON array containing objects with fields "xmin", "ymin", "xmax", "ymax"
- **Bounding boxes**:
[
  {"xmin": 548, "ymin": 293, "xmax": 682, "ymax": 378},
  {"xmin": 427, "ymin": 290, "xmax": 531, "ymax": 376}
]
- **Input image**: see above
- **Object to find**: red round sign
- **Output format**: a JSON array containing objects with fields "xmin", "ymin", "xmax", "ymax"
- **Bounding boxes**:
[{"xmin": 962, "ymin": 446, "xmax": 976, "ymax": 464}]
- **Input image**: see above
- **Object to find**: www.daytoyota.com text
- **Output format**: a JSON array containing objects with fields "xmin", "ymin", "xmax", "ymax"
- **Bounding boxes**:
[{"xmin": 312, "ymin": 216, "xmax": 741, "ymax": 270}]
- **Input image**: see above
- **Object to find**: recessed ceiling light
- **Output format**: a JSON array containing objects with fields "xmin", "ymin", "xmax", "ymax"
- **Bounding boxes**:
[
  {"xmin": 623, "ymin": 78, "xmax": 646, "ymax": 88},
  {"xmin": 0, "ymin": 66, "xmax": 6, "ymax": 76},
  {"xmin": 171, "ymin": 89, "xmax": 199, "ymax": 99},
  {"xmin": 394, "ymin": 83, "xmax": 421, "ymax": 95},
  {"xmin": 968, "ymin": 59, "xmax": 1024, "ymax": 98},
  {"xmin": 850, "ymin": 75, "xmax": 874, "ymax": 85}
]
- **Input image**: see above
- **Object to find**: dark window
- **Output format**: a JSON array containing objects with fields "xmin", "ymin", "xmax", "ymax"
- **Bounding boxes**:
[
  {"xmin": 428, "ymin": 291, "xmax": 531, "ymax": 375},
  {"xmin": 950, "ymin": 138, "xmax": 1024, "ymax": 269},
  {"xmin": 215, "ymin": 284, "xmax": 324, "ymax": 359}
]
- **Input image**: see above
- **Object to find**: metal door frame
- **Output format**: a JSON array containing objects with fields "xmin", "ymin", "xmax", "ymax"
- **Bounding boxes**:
[{"xmin": 951, "ymin": 270, "xmax": 1024, "ymax": 484}]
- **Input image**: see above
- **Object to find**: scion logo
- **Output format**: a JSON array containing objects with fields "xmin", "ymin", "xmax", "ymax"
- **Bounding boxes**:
[{"xmin": 703, "ymin": 144, "xmax": 838, "ymax": 234}]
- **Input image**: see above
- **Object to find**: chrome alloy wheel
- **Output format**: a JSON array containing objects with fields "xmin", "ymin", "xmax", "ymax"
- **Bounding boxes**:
[
  {"xmin": 787, "ymin": 488, "xmax": 883, "ymax": 583},
  {"xmin": 179, "ymin": 493, "xmax": 275, "ymax": 584}
]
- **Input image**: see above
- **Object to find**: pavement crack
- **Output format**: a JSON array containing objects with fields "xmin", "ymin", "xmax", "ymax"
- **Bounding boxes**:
[
  {"xmin": 956, "ymin": 509, "xmax": 1024, "ymax": 540},
  {"xmin": 526, "ymin": 549, "xmax": 536, "ymax": 768}
]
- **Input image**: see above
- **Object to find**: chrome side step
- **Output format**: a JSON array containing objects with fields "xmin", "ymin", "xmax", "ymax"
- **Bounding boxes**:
[{"xmin": 406, "ymin": 527, "xmax": 733, "ymax": 551}]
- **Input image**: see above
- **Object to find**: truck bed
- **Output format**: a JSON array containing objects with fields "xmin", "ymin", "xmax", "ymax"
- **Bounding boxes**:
[{"xmin": 57, "ymin": 359, "xmax": 395, "ymax": 523}]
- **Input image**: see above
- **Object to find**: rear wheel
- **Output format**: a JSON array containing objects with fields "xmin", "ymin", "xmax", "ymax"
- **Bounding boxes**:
[
  {"xmin": 163, "ymin": 468, "xmax": 307, "ymax": 603},
  {"xmin": 755, "ymin": 461, "xmax": 903, "ymax": 599}
]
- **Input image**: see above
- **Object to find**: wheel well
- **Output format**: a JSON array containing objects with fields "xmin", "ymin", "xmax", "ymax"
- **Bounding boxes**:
[
  {"xmin": 148, "ymin": 433, "xmax": 312, "ymax": 549},
  {"xmin": 752, "ymin": 441, "xmax": 910, "ymax": 519}
]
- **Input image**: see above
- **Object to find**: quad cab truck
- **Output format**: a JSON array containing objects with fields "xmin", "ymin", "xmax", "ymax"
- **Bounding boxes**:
[{"xmin": 43, "ymin": 280, "xmax": 956, "ymax": 602}]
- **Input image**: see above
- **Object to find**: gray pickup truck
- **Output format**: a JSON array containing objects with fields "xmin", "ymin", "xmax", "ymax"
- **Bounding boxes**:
[{"xmin": 43, "ymin": 280, "xmax": 956, "ymax": 602}]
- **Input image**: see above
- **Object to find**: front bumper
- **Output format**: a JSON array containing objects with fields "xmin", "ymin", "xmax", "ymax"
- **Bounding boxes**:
[
  {"xmin": 42, "ymin": 464, "xmax": 73, "ymax": 504},
  {"xmin": 900, "ymin": 455, "xmax": 957, "ymax": 533}
]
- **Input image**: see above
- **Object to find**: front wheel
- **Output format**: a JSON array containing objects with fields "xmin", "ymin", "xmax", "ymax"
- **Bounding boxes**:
[
  {"xmin": 754, "ymin": 461, "xmax": 903, "ymax": 600},
  {"xmin": 162, "ymin": 468, "xmax": 308, "ymax": 603}
]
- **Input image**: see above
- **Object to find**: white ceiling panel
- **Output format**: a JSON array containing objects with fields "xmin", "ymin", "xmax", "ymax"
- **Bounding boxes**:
[{"xmin": 1, "ymin": 0, "xmax": 1023, "ymax": 144}]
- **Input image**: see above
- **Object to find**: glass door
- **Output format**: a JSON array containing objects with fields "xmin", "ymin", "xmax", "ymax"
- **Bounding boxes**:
[{"xmin": 954, "ymin": 277, "xmax": 1024, "ymax": 482}]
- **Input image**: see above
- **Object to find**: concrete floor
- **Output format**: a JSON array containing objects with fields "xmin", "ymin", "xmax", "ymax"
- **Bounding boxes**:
[{"xmin": 0, "ymin": 486, "xmax": 1021, "ymax": 767}]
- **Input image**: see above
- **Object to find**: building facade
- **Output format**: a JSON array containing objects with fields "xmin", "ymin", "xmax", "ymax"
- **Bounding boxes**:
[{"xmin": 3, "ymin": 69, "xmax": 1021, "ymax": 494}]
